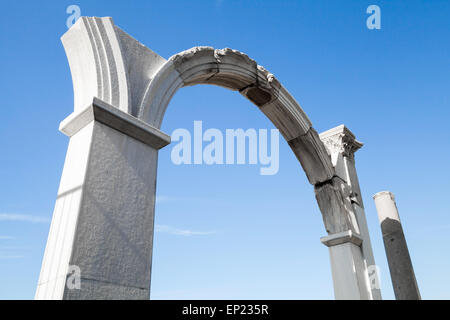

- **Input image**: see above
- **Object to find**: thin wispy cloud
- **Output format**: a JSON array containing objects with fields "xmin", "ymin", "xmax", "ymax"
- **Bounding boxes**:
[
  {"xmin": 155, "ymin": 195, "xmax": 170, "ymax": 204},
  {"xmin": 155, "ymin": 195, "xmax": 219, "ymax": 205},
  {"xmin": 0, "ymin": 236, "xmax": 15, "ymax": 240},
  {"xmin": 155, "ymin": 224, "xmax": 216, "ymax": 236},
  {"xmin": 0, "ymin": 255, "xmax": 24, "ymax": 260},
  {"xmin": 0, "ymin": 214, "xmax": 50, "ymax": 224}
]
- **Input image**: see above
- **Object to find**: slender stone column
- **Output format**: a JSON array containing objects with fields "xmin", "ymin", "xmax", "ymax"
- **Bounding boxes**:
[
  {"xmin": 35, "ymin": 98, "xmax": 170, "ymax": 299},
  {"xmin": 373, "ymin": 191, "xmax": 421, "ymax": 300},
  {"xmin": 319, "ymin": 125, "xmax": 381, "ymax": 300}
]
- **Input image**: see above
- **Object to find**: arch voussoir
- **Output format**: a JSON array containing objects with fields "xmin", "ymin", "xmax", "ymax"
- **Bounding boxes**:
[
  {"xmin": 169, "ymin": 46, "xmax": 219, "ymax": 86},
  {"xmin": 288, "ymin": 128, "xmax": 335, "ymax": 185}
]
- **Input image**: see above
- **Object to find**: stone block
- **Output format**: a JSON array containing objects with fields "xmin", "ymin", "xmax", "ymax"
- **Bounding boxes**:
[
  {"xmin": 314, "ymin": 177, "xmax": 359, "ymax": 234},
  {"xmin": 260, "ymin": 85, "xmax": 312, "ymax": 141},
  {"xmin": 170, "ymin": 47, "xmax": 219, "ymax": 86},
  {"xmin": 288, "ymin": 128, "xmax": 335, "ymax": 185}
]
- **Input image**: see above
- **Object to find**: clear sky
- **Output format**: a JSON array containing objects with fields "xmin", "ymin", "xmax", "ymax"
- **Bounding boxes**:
[{"xmin": 0, "ymin": 0, "xmax": 449, "ymax": 300}]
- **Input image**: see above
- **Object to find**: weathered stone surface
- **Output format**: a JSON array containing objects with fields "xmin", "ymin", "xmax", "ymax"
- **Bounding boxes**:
[
  {"xmin": 318, "ymin": 125, "xmax": 381, "ymax": 300},
  {"xmin": 115, "ymin": 27, "xmax": 167, "ymax": 117},
  {"xmin": 63, "ymin": 278, "xmax": 149, "ymax": 300},
  {"xmin": 374, "ymin": 191, "xmax": 421, "ymax": 300},
  {"xmin": 169, "ymin": 47, "xmax": 219, "ymax": 86},
  {"xmin": 62, "ymin": 17, "xmax": 166, "ymax": 116},
  {"xmin": 60, "ymin": 97, "xmax": 171, "ymax": 150},
  {"xmin": 35, "ymin": 99, "xmax": 166, "ymax": 300},
  {"xmin": 320, "ymin": 125, "xmax": 363, "ymax": 159},
  {"xmin": 169, "ymin": 46, "xmax": 279, "ymax": 98},
  {"xmin": 314, "ymin": 177, "xmax": 359, "ymax": 234},
  {"xmin": 168, "ymin": 47, "xmax": 260, "ymax": 91},
  {"xmin": 213, "ymin": 48, "xmax": 260, "ymax": 90},
  {"xmin": 288, "ymin": 128, "xmax": 335, "ymax": 185},
  {"xmin": 139, "ymin": 60, "xmax": 184, "ymax": 128},
  {"xmin": 379, "ymin": 218, "xmax": 421, "ymax": 300},
  {"xmin": 260, "ymin": 85, "xmax": 312, "ymax": 141},
  {"xmin": 68, "ymin": 121, "xmax": 158, "ymax": 293},
  {"xmin": 319, "ymin": 124, "xmax": 363, "ymax": 185}
]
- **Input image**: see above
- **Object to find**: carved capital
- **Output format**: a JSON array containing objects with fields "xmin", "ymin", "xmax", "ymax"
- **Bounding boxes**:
[{"xmin": 319, "ymin": 125, "xmax": 363, "ymax": 160}]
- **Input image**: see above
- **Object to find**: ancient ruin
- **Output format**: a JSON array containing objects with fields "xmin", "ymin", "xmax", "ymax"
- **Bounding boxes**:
[{"xmin": 36, "ymin": 17, "xmax": 382, "ymax": 300}]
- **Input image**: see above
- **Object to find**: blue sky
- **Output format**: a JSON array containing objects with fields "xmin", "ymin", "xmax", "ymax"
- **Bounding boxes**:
[{"xmin": 0, "ymin": 0, "xmax": 449, "ymax": 299}]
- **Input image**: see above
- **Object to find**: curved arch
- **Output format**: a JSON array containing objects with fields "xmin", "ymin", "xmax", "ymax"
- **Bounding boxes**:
[
  {"xmin": 42, "ymin": 17, "xmax": 380, "ymax": 300},
  {"xmin": 138, "ymin": 46, "xmax": 334, "ymax": 186},
  {"xmin": 61, "ymin": 17, "xmax": 358, "ymax": 234},
  {"xmin": 61, "ymin": 17, "xmax": 334, "ymax": 187}
]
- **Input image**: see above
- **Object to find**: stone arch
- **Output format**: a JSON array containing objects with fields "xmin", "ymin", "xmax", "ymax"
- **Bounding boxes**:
[
  {"xmin": 137, "ymin": 47, "xmax": 359, "ymax": 236},
  {"xmin": 139, "ymin": 46, "xmax": 335, "ymax": 186},
  {"xmin": 35, "ymin": 17, "xmax": 380, "ymax": 300}
]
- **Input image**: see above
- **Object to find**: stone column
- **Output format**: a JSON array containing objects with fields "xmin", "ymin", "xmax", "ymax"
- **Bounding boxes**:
[
  {"xmin": 35, "ymin": 98, "xmax": 170, "ymax": 299},
  {"xmin": 319, "ymin": 125, "xmax": 381, "ymax": 300},
  {"xmin": 373, "ymin": 191, "xmax": 421, "ymax": 300}
]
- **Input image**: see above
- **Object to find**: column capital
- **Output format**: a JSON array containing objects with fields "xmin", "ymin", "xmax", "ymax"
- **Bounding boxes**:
[
  {"xmin": 59, "ymin": 97, "xmax": 171, "ymax": 150},
  {"xmin": 319, "ymin": 125, "xmax": 363, "ymax": 159}
]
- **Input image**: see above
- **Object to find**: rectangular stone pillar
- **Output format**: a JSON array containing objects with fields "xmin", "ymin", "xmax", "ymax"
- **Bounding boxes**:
[
  {"xmin": 321, "ymin": 231, "xmax": 370, "ymax": 299},
  {"xmin": 35, "ymin": 98, "xmax": 170, "ymax": 300},
  {"xmin": 319, "ymin": 125, "xmax": 381, "ymax": 300}
]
